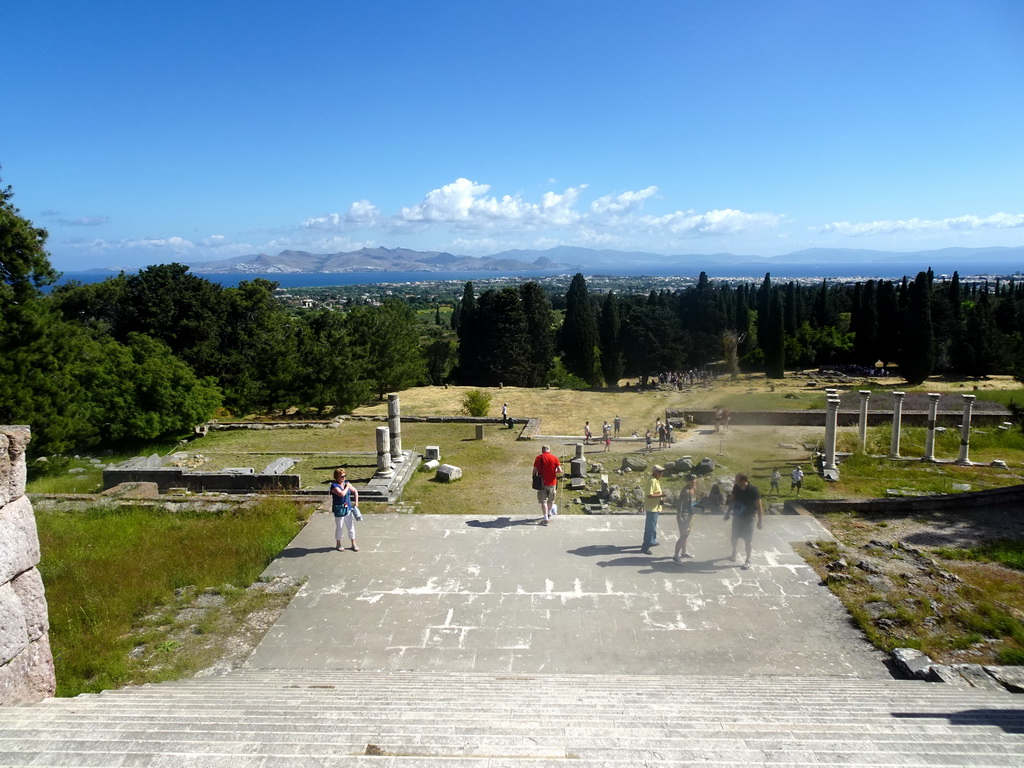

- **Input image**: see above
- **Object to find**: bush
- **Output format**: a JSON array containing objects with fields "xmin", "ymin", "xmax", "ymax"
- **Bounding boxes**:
[
  {"xmin": 546, "ymin": 359, "xmax": 589, "ymax": 390},
  {"xmin": 461, "ymin": 390, "xmax": 492, "ymax": 417}
]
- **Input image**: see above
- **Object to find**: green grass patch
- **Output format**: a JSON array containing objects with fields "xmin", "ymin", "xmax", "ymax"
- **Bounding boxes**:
[
  {"xmin": 936, "ymin": 539, "xmax": 1024, "ymax": 571},
  {"xmin": 37, "ymin": 499, "xmax": 310, "ymax": 696}
]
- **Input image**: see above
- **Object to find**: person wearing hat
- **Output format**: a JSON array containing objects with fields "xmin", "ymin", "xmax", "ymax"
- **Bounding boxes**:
[
  {"xmin": 533, "ymin": 445, "xmax": 563, "ymax": 525},
  {"xmin": 673, "ymin": 473, "xmax": 698, "ymax": 562},
  {"xmin": 641, "ymin": 464, "xmax": 666, "ymax": 554}
]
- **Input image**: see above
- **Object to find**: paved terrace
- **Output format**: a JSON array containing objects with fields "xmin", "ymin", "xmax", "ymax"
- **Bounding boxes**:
[{"xmin": 250, "ymin": 510, "xmax": 889, "ymax": 677}]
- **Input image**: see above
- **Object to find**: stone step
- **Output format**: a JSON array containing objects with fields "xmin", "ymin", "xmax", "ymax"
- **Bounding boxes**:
[{"xmin": 1, "ymin": 671, "xmax": 1022, "ymax": 767}]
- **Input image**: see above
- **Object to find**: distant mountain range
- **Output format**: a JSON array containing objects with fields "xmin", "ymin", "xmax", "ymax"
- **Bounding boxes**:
[
  {"xmin": 188, "ymin": 244, "xmax": 1024, "ymax": 276},
  {"xmin": 189, "ymin": 247, "xmax": 568, "ymax": 274}
]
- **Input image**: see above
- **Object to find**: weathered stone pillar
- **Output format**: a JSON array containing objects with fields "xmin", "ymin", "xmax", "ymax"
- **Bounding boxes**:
[
  {"xmin": 956, "ymin": 394, "xmax": 976, "ymax": 465},
  {"xmin": 922, "ymin": 393, "xmax": 941, "ymax": 462},
  {"xmin": 858, "ymin": 390, "xmax": 871, "ymax": 451},
  {"xmin": 375, "ymin": 425, "xmax": 393, "ymax": 478},
  {"xmin": 824, "ymin": 397, "xmax": 841, "ymax": 471},
  {"xmin": 387, "ymin": 393, "xmax": 403, "ymax": 463},
  {"xmin": 0, "ymin": 426, "xmax": 56, "ymax": 706},
  {"xmin": 889, "ymin": 392, "xmax": 906, "ymax": 458},
  {"xmin": 575, "ymin": 443, "xmax": 585, "ymax": 461}
]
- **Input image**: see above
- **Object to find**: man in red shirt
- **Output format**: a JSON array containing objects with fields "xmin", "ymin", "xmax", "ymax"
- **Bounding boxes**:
[{"xmin": 533, "ymin": 445, "xmax": 563, "ymax": 525}]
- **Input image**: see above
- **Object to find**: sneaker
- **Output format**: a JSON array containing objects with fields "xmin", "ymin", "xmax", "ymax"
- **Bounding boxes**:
[
  {"xmin": 728, "ymin": 554, "xmax": 737, "ymax": 562},
  {"xmin": 742, "ymin": 561, "xmax": 751, "ymax": 570},
  {"xmin": 682, "ymin": 552, "xmax": 695, "ymax": 559},
  {"xmin": 672, "ymin": 556, "xmax": 682, "ymax": 564}
]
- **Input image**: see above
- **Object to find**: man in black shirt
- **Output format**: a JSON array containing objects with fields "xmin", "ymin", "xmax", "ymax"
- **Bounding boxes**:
[{"xmin": 723, "ymin": 472, "xmax": 764, "ymax": 570}]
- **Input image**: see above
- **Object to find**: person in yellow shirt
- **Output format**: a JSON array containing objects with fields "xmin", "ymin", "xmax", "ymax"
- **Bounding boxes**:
[{"xmin": 641, "ymin": 464, "xmax": 665, "ymax": 554}]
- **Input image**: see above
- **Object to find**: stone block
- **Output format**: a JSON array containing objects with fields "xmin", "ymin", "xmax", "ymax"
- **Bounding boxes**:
[
  {"xmin": 0, "ymin": 427, "xmax": 31, "ymax": 508},
  {"xmin": 892, "ymin": 647, "xmax": 934, "ymax": 680},
  {"xmin": 0, "ymin": 581, "xmax": 29, "ymax": 664},
  {"xmin": 475, "ymin": 425, "xmax": 486, "ymax": 440},
  {"xmin": 570, "ymin": 458, "xmax": 585, "ymax": 479},
  {"xmin": 425, "ymin": 446, "xmax": 441, "ymax": 461},
  {"xmin": 420, "ymin": 459, "xmax": 440, "ymax": 472},
  {"xmin": 984, "ymin": 666, "xmax": 1024, "ymax": 693},
  {"xmin": 0, "ymin": 496, "xmax": 41, "ymax": 585},
  {"xmin": 0, "ymin": 633, "xmax": 56, "ymax": 706},
  {"xmin": 262, "ymin": 458, "xmax": 296, "ymax": 475},
  {"xmin": 11, "ymin": 568, "xmax": 48, "ymax": 641},
  {"xmin": 435, "ymin": 464, "xmax": 463, "ymax": 482}
]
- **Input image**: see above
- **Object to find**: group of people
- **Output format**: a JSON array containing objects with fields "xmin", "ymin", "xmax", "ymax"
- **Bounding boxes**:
[
  {"xmin": 534, "ymin": 446, "xmax": 769, "ymax": 569},
  {"xmin": 643, "ymin": 465, "xmax": 763, "ymax": 569},
  {"xmin": 768, "ymin": 466, "xmax": 805, "ymax": 496},
  {"xmin": 583, "ymin": 417, "xmax": 622, "ymax": 451},
  {"xmin": 656, "ymin": 368, "xmax": 716, "ymax": 389}
]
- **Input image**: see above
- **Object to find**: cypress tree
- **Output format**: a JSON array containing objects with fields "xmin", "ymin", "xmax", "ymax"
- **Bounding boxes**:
[
  {"xmin": 562, "ymin": 273, "xmax": 599, "ymax": 384},
  {"xmin": 899, "ymin": 271, "xmax": 934, "ymax": 385},
  {"xmin": 764, "ymin": 287, "xmax": 786, "ymax": 378},
  {"xmin": 520, "ymin": 281, "xmax": 555, "ymax": 387},
  {"xmin": 599, "ymin": 291, "xmax": 625, "ymax": 386},
  {"xmin": 455, "ymin": 281, "xmax": 481, "ymax": 383}
]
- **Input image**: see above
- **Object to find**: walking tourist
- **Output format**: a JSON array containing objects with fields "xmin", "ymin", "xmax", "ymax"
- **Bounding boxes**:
[
  {"xmin": 673, "ymin": 473, "xmax": 698, "ymax": 562},
  {"xmin": 533, "ymin": 445, "xmax": 563, "ymax": 525},
  {"xmin": 613, "ymin": 415, "xmax": 621, "ymax": 437},
  {"xmin": 770, "ymin": 468, "xmax": 781, "ymax": 495},
  {"xmin": 724, "ymin": 472, "xmax": 763, "ymax": 569}
]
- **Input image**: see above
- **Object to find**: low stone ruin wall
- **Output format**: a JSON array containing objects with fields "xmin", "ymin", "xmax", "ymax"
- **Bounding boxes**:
[
  {"xmin": 102, "ymin": 466, "xmax": 300, "ymax": 494},
  {"xmin": 0, "ymin": 426, "xmax": 56, "ymax": 706},
  {"xmin": 669, "ymin": 409, "xmax": 1013, "ymax": 427},
  {"xmin": 787, "ymin": 483, "xmax": 1024, "ymax": 516}
]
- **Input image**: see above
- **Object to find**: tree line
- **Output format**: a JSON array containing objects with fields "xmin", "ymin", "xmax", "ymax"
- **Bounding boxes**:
[
  {"xmin": 454, "ymin": 269, "xmax": 1024, "ymax": 388},
  {"xmin": 3, "ymin": 175, "xmax": 1024, "ymax": 457}
]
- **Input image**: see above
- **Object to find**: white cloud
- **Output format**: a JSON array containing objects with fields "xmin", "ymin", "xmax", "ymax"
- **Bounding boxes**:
[
  {"xmin": 641, "ymin": 208, "xmax": 781, "ymax": 235},
  {"xmin": 395, "ymin": 178, "xmax": 585, "ymax": 230},
  {"xmin": 817, "ymin": 212, "xmax": 1024, "ymax": 236},
  {"xmin": 303, "ymin": 200, "xmax": 382, "ymax": 230},
  {"xmin": 87, "ymin": 236, "xmax": 196, "ymax": 251},
  {"xmin": 58, "ymin": 215, "xmax": 110, "ymax": 227},
  {"xmin": 590, "ymin": 186, "xmax": 658, "ymax": 215}
]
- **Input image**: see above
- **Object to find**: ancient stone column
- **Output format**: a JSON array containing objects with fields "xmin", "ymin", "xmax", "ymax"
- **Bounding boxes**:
[
  {"xmin": 858, "ymin": 390, "xmax": 871, "ymax": 452},
  {"xmin": 824, "ymin": 397, "xmax": 841, "ymax": 471},
  {"xmin": 375, "ymin": 425, "xmax": 393, "ymax": 478},
  {"xmin": 956, "ymin": 394, "xmax": 977, "ymax": 465},
  {"xmin": 889, "ymin": 391, "xmax": 906, "ymax": 458},
  {"xmin": 575, "ymin": 443, "xmax": 585, "ymax": 461},
  {"xmin": 922, "ymin": 392, "xmax": 941, "ymax": 462},
  {"xmin": 387, "ymin": 393, "xmax": 403, "ymax": 463}
]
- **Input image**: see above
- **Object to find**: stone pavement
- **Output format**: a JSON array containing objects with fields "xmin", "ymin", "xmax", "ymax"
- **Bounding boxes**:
[{"xmin": 249, "ymin": 510, "xmax": 889, "ymax": 678}]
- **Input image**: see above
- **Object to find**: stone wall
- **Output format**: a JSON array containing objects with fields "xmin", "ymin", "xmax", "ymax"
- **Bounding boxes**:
[{"xmin": 0, "ymin": 427, "xmax": 56, "ymax": 705}]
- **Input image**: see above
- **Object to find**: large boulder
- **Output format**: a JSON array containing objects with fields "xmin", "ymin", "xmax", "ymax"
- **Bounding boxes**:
[
  {"xmin": 693, "ymin": 457, "xmax": 716, "ymax": 476},
  {"xmin": 621, "ymin": 456, "xmax": 648, "ymax": 473}
]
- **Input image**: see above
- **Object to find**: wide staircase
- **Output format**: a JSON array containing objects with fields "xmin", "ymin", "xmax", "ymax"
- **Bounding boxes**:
[{"xmin": 2, "ymin": 669, "xmax": 1023, "ymax": 766}]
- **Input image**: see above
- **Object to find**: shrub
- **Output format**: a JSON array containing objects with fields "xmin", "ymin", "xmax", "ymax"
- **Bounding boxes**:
[{"xmin": 461, "ymin": 390, "xmax": 492, "ymax": 417}]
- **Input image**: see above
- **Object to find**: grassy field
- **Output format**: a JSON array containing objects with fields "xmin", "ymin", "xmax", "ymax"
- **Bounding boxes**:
[{"xmin": 37, "ymin": 499, "xmax": 310, "ymax": 696}]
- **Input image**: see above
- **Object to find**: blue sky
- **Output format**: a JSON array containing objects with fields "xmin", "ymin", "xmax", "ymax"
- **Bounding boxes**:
[{"xmin": 4, "ymin": 1, "xmax": 1024, "ymax": 271}]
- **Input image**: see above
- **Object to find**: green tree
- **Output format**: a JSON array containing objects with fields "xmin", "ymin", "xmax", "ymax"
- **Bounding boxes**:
[
  {"xmin": 352, "ymin": 299, "xmax": 425, "ymax": 398},
  {"xmin": 899, "ymin": 271, "xmax": 935, "ymax": 385},
  {"xmin": 561, "ymin": 273, "xmax": 599, "ymax": 384},
  {"xmin": 295, "ymin": 310, "xmax": 372, "ymax": 414},
  {"xmin": 599, "ymin": 291, "xmax": 624, "ymax": 386},
  {"xmin": 520, "ymin": 281, "xmax": 555, "ymax": 387}
]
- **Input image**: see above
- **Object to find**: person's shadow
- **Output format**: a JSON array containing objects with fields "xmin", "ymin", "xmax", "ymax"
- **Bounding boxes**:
[
  {"xmin": 467, "ymin": 517, "xmax": 538, "ymax": 529},
  {"xmin": 277, "ymin": 545, "xmax": 338, "ymax": 558}
]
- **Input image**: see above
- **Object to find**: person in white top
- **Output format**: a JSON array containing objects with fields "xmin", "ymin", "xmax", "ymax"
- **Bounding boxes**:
[{"xmin": 790, "ymin": 466, "xmax": 804, "ymax": 496}]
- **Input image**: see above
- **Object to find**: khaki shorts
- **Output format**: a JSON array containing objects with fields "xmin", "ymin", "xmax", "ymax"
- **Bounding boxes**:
[{"xmin": 537, "ymin": 485, "xmax": 556, "ymax": 504}]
